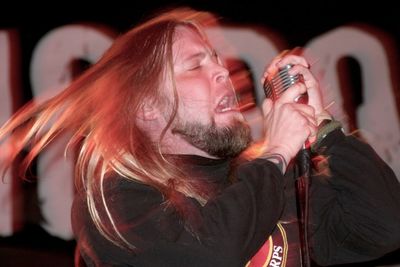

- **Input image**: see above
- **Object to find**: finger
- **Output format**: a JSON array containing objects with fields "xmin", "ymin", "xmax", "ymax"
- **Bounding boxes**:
[
  {"xmin": 277, "ymin": 82, "xmax": 307, "ymax": 104},
  {"xmin": 289, "ymin": 46, "xmax": 304, "ymax": 56},
  {"xmin": 278, "ymin": 49, "xmax": 291, "ymax": 57},
  {"xmin": 308, "ymin": 120, "xmax": 318, "ymax": 137},
  {"xmin": 288, "ymin": 108, "xmax": 317, "ymax": 138},
  {"xmin": 288, "ymin": 65, "xmax": 317, "ymax": 89},
  {"xmin": 261, "ymin": 50, "xmax": 290, "ymax": 84},
  {"xmin": 262, "ymin": 98, "xmax": 273, "ymax": 116},
  {"xmin": 295, "ymin": 110, "xmax": 318, "ymax": 137},
  {"xmin": 276, "ymin": 47, "xmax": 308, "ymax": 68},
  {"xmin": 291, "ymin": 103, "xmax": 316, "ymax": 119},
  {"xmin": 277, "ymin": 55, "xmax": 309, "ymax": 69},
  {"xmin": 300, "ymin": 111, "xmax": 318, "ymax": 131},
  {"xmin": 287, "ymin": 65, "xmax": 324, "ymax": 113},
  {"xmin": 278, "ymin": 102, "xmax": 317, "ymax": 135},
  {"xmin": 287, "ymin": 106, "xmax": 317, "ymax": 130}
]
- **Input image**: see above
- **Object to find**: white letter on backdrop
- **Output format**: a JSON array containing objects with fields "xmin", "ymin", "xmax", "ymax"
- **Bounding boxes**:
[
  {"xmin": 306, "ymin": 26, "xmax": 400, "ymax": 177},
  {"xmin": 30, "ymin": 24, "xmax": 115, "ymax": 239}
]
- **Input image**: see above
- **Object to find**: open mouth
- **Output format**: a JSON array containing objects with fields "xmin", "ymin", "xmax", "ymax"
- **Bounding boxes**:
[{"xmin": 215, "ymin": 94, "xmax": 239, "ymax": 113}]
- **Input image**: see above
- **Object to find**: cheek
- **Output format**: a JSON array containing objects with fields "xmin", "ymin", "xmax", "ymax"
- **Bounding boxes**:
[
  {"xmin": 176, "ymin": 93, "xmax": 214, "ymax": 124},
  {"xmin": 176, "ymin": 81, "xmax": 213, "ymax": 109}
]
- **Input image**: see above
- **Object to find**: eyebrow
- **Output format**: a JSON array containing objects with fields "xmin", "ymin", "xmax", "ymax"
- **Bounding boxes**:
[{"xmin": 182, "ymin": 52, "xmax": 206, "ymax": 63}]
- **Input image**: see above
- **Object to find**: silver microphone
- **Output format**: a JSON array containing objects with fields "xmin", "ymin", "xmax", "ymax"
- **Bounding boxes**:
[{"xmin": 263, "ymin": 64, "xmax": 307, "ymax": 103}]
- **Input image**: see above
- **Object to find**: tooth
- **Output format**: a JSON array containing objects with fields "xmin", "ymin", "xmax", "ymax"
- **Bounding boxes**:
[{"xmin": 220, "ymin": 97, "xmax": 227, "ymax": 105}]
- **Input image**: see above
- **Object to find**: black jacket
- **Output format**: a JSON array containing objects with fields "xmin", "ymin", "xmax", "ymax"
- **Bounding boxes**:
[{"xmin": 72, "ymin": 129, "xmax": 400, "ymax": 266}]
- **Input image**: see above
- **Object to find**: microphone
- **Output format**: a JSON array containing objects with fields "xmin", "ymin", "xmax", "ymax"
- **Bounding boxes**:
[
  {"xmin": 263, "ymin": 64, "xmax": 310, "ymax": 175},
  {"xmin": 263, "ymin": 64, "xmax": 311, "ymax": 267},
  {"xmin": 263, "ymin": 64, "xmax": 308, "ymax": 103}
]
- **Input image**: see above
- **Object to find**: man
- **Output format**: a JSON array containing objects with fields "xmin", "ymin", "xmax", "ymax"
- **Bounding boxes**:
[{"xmin": 1, "ymin": 8, "xmax": 399, "ymax": 267}]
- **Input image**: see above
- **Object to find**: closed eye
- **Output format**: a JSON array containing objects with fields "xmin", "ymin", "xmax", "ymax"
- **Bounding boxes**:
[
  {"xmin": 184, "ymin": 50, "xmax": 220, "ymax": 71},
  {"xmin": 187, "ymin": 64, "xmax": 201, "ymax": 71}
]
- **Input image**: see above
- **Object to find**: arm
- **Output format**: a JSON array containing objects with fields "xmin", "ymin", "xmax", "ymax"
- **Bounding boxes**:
[
  {"xmin": 199, "ymin": 159, "xmax": 285, "ymax": 264},
  {"xmin": 309, "ymin": 129, "xmax": 400, "ymax": 265}
]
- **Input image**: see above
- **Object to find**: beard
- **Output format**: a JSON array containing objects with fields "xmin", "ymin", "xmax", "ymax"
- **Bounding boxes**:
[{"xmin": 171, "ymin": 117, "xmax": 252, "ymax": 158}]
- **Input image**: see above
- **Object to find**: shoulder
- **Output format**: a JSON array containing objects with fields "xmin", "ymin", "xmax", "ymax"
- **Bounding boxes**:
[
  {"xmin": 72, "ymin": 175, "xmax": 167, "ymax": 229},
  {"xmin": 104, "ymin": 175, "xmax": 167, "ymax": 221}
]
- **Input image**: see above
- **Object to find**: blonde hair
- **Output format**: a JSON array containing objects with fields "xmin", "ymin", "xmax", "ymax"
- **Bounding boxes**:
[{"xmin": 0, "ymin": 8, "xmax": 217, "ymax": 250}]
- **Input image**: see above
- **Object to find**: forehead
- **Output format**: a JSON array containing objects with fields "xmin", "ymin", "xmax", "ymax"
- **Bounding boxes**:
[{"xmin": 173, "ymin": 26, "xmax": 211, "ymax": 59}]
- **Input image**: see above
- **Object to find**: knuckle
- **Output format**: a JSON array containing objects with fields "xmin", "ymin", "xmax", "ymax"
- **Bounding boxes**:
[
  {"xmin": 305, "ymin": 105, "xmax": 315, "ymax": 115},
  {"xmin": 298, "ymin": 116, "xmax": 308, "ymax": 126},
  {"xmin": 291, "ymin": 82, "xmax": 306, "ymax": 93},
  {"xmin": 281, "ymin": 103, "xmax": 293, "ymax": 111}
]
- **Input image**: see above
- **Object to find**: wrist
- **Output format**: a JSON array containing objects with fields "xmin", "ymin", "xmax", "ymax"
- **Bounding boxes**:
[
  {"xmin": 311, "ymin": 119, "xmax": 343, "ymax": 153},
  {"xmin": 259, "ymin": 147, "xmax": 291, "ymax": 174}
]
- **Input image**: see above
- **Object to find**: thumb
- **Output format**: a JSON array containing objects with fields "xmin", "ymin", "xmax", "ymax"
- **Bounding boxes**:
[{"xmin": 262, "ymin": 98, "xmax": 273, "ymax": 117}]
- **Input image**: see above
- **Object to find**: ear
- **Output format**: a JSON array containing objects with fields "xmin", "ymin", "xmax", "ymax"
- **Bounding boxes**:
[{"xmin": 137, "ymin": 101, "xmax": 161, "ymax": 121}]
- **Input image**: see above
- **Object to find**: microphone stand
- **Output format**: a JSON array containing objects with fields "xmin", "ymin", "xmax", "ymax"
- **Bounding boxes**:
[{"xmin": 296, "ymin": 146, "xmax": 311, "ymax": 267}]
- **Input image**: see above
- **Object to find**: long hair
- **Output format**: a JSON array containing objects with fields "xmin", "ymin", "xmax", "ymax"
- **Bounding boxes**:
[{"xmin": 0, "ymin": 8, "xmax": 217, "ymax": 250}]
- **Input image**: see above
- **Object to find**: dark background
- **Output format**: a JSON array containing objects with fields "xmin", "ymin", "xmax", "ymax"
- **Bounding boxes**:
[{"xmin": 0, "ymin": 1, "xmax": 399, "ymax": 266}]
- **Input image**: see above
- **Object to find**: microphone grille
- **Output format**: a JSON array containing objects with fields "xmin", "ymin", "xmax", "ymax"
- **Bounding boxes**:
[{"xmin": 263, "ymin": 64, "xmax": 299, "ymax": 101}]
